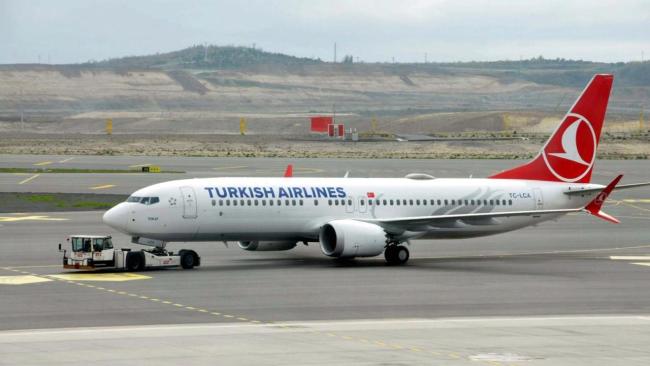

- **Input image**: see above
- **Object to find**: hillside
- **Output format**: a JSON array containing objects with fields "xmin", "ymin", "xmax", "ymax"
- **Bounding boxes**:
[
  {"xmin": 82, "ymin": 45, "xmax": 650, "ymax": 88},
  {"xmin": 0, "ymin": 46, "xmax": 648, "ymax": 137},
  {"xmin": 88, "ymin": 45, "xmax": 323, "ymax": 70}
]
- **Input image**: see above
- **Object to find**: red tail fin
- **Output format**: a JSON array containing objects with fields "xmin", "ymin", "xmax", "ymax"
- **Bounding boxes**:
[
  {"xmin": 490, "ymin": 74, "xmax": 613, "ymax": 183},
  {"xmin": 284, "ymin": 164, "xmax": 293, "ymax": 177}
]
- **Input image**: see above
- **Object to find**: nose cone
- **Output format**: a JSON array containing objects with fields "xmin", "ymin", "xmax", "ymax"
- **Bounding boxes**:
[{"xmin": 103, "ymin": 203, "xmax": 129, "ymax": 233}]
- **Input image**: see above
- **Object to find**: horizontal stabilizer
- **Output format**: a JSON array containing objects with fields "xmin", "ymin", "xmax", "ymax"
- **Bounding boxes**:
[
  {"xmin": 565, "ymin": 181, "xmax": 650, "ymax": 195},
  {"xmin": 583, "ymin": 174, "xmax": 622, "ymax": 224}
]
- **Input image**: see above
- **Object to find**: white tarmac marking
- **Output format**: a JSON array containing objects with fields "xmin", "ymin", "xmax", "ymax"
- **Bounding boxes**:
[
  {"xmin": 610, "ymin": 256, "xmax": 650, "ymax": 261},
  {"xmin": 632, "ymin": 262, "xmax": 650, "ymax": 267},
  {"xmin": 90, "ymin": 184, "xmax": 116, "ymax": 190},
  {"xmin": 18, "ymin": 174, "xmax": 40, "ymax": 184},
  {"xmin": 58, "ymin": 157, "xmax": 75, "ymax": 163}
]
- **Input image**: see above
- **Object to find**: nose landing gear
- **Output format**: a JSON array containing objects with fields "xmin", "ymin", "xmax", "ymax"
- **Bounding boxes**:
[{"xmin": 384, "ymin": 245, "xmax": 410, "ymax": 265}]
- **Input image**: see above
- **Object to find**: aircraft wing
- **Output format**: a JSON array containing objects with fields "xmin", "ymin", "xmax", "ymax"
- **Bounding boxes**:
[
  {"xmin": 564, "ymin": 181, "xmax": 650, "ymax": 195},
  {"xmin": 360, "ymin": 208, "xmax": 580, "ymax": 233}
]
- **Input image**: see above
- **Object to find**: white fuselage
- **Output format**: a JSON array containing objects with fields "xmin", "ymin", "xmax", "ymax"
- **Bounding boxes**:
[{"xmin": 103, "ymin": 177, "xmax": 601, "ymax": 243}]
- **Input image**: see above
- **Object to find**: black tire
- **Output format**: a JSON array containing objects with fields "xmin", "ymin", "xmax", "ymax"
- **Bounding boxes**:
[
  {"xmin": 180, "ymin": 250, "xmax": 197, "ymax": 269},
  {"xmin": 394, "ymin": 246, "xmax": 409, "ymax": 265},
  {"xmin": 126, "ymin": 251, "xmax": 145, "ymax": 271},
  {"xmin": 385, "ymin": 245, "xmax": 409, "ymax": 265},
  {"xmin": 384, "ymin": 246, "xmax": 397, "ymax": 263}
]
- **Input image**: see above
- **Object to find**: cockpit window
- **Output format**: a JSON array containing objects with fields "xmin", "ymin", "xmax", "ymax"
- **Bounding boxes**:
[{"xmin": 126, "ymin": 196, "xmax": 160, "ymax": 205}]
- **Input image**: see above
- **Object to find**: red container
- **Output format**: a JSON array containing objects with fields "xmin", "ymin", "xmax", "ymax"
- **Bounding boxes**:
[{"xmin": 311, "ymin": 116, "xmax": 333, "ymax": 133}]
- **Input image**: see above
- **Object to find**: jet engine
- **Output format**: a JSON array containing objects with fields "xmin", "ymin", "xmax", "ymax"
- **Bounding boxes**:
[
  {"xmin": 238, "ymin": 241, "xmax": 297, "ymax": 251},
  {"xmin": 319, "ymin": 220, "xmax": 387, "ymax": 258}
]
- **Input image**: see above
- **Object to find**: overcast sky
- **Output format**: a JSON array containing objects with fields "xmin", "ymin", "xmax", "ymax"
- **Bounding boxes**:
[{"xmin": 1, "ymin": 0, "xmax": 649, "ymax": 64}]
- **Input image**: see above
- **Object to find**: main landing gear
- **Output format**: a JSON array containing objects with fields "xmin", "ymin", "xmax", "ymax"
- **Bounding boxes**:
[{"xmin": 384, "ymin": 245, "xmax": 409, "ymax": 265}]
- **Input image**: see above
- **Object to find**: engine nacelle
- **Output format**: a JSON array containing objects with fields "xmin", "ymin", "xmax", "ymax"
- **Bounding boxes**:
[
  {"xmin": 238, "ymin": 241, "xmax": 297, "ymax": 251},
  {"xmin": 319, "ymin": 220, "xmax": 387, "ymax": 258}
]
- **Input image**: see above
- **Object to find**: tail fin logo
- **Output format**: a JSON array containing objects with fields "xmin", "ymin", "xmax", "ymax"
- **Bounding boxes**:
[{"xmin": 542, "ymin": 113, "xmax": 597, "ymax": 182}]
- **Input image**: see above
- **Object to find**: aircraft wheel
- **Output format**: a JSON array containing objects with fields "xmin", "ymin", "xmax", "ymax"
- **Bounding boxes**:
[
  {"xmin": 385, "ymin": 245, "xmax": 409, "ymax": 265},
  {"xmin": 384, "ymin": 246, "xmax": 396, "ymax": 263},
  {"xmin": 394, "ymin": 246, "xmax": 409, "ymax": 265}
]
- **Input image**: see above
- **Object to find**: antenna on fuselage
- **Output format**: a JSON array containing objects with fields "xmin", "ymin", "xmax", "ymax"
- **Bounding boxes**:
[{"xmin": 344, "ymin": 171, "xmax": 350, "ymax": 178}]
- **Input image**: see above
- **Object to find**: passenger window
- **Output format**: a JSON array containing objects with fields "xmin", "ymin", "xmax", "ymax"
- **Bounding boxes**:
[
  {"xmin": 409, "ymin": 199, "xmax": 414, "ymax": 205},
  {"xmin": 437, "ymin": 199, "xmax": 441, "ymax": 205},
  {"xmin": 368, "ymin": 200, "xmax": 373, "ymax": 206},
  {"xmin": 285, "ymin": 200, "xmax": 290, "ymax": 206},
  {"xmin": 299, "ymin": 200, "xmax": 303, "ymax": 206},
  {"xmin": 502, "ymin": 200, "xmax": 507, "ymax": 206},
  {"xmin": 212, "ymin": 200, "xmax": 216, "ymax": 206},
  {"xmin": 255, "ymin": 200, "xmax": 259, "ymax": 206},
  {"xmin": 328, "ymin": 199, "xmax": 332, "ymax": 206},
  {"xmin": 277, "ymin": 200, "xmax": 281, "ymax": 206},
  {"xmin": 451, "ymin": 199, "xmax": 455, "ymax": 205},
  {"xmin": 348, "ymin": 199, "xmax": 352, "ymax": 206},
  {"xmin": 396, "ymin": 200, "xmax": 400, "ymax": 206},
  {"xmin": 226, "ymin": 200, "xmax": 230, "ymax": 206},
  {"xmin": 269, "ymin": 200, "xmax": 274, "ymax": 206},
  {"xmin": 376, "ymin": 199, "xmax": 380, "ymax": 206},
  {"xmin": 489, "ymin": 200, "xmax": 494, "ymax": 205},
  {"xmin": 418, "ymin": 199, "xmax": 422, "ymax": 205},
  {"xmin": 262, "ymin": 200, "xmax": 266, "ymax": 206},
  {"xmin": 314, "ymin": 200, "xmax": 319, "ymax": 206},
  {"xmin": 470, "ymin": 200, "xmax": 475, "ymax": 205},
  {"xmin": 334, "ymin": 200, "xmax": 339, "ymax": 206},
  {"xmin": 291, "ymin": 200, "xmax": 296, "ymax": 206},
  {"xmin": 383, "ymin": 199, "xmax": 387, "ymax": 205},
  {"xmin": 464, "ymin": 200, "xmax": 469, "ymax": 205},
  {"xmin": 233, "ymin": 200, "xmax": 238, "ymax": 206},
  {"xmin": 360, "ymin": 200, "xmax": 365, "ymax": 206},
  {"xmin": 496, "ymin": 200, "xmax": 500, "ymax": 205},
  {"xmin": 219, "ymin": 200, "xmax": 223, "ymax": 206},
  {"xmin": 240, "ymin": 199, "xmax": 244, "ymax": 206}
]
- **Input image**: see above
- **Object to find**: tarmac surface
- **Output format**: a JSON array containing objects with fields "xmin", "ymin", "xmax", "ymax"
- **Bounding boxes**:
[
  {"xmin": 1, "ymin": 155, "xmax": 650, "ymax": 365},
  {"xmin": 1, "ymin": 154, "xmax": 649, "ymax": 194}
]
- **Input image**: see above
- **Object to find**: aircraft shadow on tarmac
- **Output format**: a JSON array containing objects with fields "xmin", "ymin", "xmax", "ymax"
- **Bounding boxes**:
[{"xmin": 189, "ymin": 252, "xmax": 603, "ymax": 277}]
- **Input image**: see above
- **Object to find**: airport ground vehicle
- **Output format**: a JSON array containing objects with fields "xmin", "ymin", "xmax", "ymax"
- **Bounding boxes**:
[{"xmin": 60, "ymin": 235, "xmax": 200, "ymax": 271}]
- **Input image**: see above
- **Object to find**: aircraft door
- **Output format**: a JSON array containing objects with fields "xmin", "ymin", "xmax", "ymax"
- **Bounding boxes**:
[
  {"xmin": 345, "ymin": 196, "xmax": 355, "ymax": 213},
  {"xmin": 358, "ymin": 197, "xmax": 368, "ymax": 213},
  {"xmin": 180, "ymin": 186, "xmax": 198, "ymax": 218},
  {"xmin": 532, "ymin": 188, "xmax": 543, "ymax": 210}
]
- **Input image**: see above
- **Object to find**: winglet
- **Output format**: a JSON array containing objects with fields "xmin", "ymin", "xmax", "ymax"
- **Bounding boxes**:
[
  {"xmin": 584, "ymin": 174, "xmax": 623, "ymax": 223},
  {"xmin": 284, "ymin": 164, "xmax": 293, "ymax": 177}
]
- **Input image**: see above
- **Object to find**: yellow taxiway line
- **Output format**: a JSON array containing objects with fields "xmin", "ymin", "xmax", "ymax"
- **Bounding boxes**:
[
  {"xmin": 33, "ymin": 161, "xmax": 52, "ymax": 166},
  {"xmin": 58, "ymin": 157, "xmax": 75, "ymax": 163}
]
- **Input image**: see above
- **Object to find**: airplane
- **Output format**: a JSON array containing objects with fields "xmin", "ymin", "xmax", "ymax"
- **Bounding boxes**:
[{"xmin": 103, "ymin": 74, "xmax": 650, "ymax": 265}]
